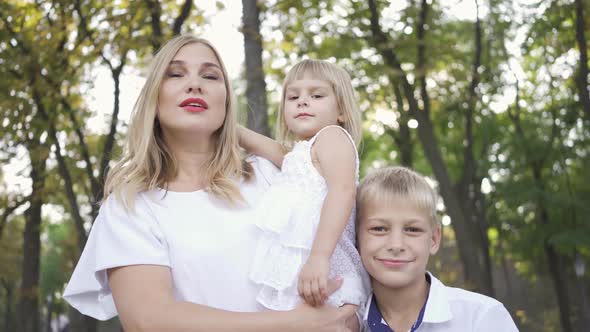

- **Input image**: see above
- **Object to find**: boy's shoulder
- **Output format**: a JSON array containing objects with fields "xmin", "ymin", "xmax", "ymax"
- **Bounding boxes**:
[
  {"xmin": 443, "ymin": 283, "xmax": 503, "ymax": 308},
  {"xmin": 429, "ymin": 272, "xmax": 504, "ymax": 313}
]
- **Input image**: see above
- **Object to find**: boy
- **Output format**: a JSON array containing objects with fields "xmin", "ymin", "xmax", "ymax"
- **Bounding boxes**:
[{"xmin": 356, "ymin": 166, "xmax": 518, "ymax": 331}]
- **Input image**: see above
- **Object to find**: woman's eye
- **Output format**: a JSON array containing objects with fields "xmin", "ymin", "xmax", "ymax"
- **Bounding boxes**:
[
  {"xmin": 370, "ymin": 226, "xmax": 387, "ymax": 233},
  {"xmin": 203, "ymin": 74, "xmax": 219, "ymax": 80},
  {"xmin": 166, "ymin": 72, "xmax": 183, "ymax": 78}
]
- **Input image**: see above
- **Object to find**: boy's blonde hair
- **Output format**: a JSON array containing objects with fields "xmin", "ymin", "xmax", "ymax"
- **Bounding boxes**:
[
  {"xmin": 357, "ymin": 166, "xmax": 439, "ymax": 226},
  {"xmin": 276, "ymin": 59, "xmax": 362, "ymax": 147},
  {"xmin": 104, "ymin": 35, "xmax": 252, "ymax": 210}
]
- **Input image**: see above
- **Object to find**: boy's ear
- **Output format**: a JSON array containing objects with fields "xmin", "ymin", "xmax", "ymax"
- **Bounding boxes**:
[{"xmin": 430, "ymin": 223, "xmax": 442, "ymax": 255}]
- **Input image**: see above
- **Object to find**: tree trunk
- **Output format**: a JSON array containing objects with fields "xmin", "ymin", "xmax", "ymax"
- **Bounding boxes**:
[
  {"xmin": 242, "ymin": 0, "xmax": 270, "ymax": 136},
  {"xmin": 532, "ymin": 167, "xmax": 573, "ymax": 332},
  {"xmin": 17, "ymin": 140, "xmax": 47, "ymax": 332},
  {"xmin": 68, "ymin": 308, "xmax": 97, "ymax": 332},
  {"xmin": 45, "ymin": 293, "xmax": 53, "ymax": 332},
  {"xmin": 574, "ymin": 0, "xmax": 590, "ymax": 121},
  {"xmin": 389, "ymin": 82, "xmax": 413, "ymax": 167},
  {"xmin": 2, "ymin": 279, "xmax": 15, "ymax": 332},
  {"xmin": 366, "ymin": 0, "xmax": 493, "ymax": 294}
]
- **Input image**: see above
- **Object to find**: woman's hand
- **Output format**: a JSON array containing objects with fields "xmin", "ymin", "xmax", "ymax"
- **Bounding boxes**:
[
  {"xmin": 298, "ymin": 254, "xmax": 331, "ymax": 306},
  {"xmin": 292, "ymin": 303, "xmax": 358, "ymax": 332}
]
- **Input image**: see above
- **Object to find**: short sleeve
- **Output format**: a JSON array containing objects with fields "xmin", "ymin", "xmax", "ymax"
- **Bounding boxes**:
[
  {"xmin": 474, "ymin": 303, "xmax": 519, "ymax": 332},
  {"xmin": 63, "ymin": 193, "xmax": 170, "ymax": 320}
]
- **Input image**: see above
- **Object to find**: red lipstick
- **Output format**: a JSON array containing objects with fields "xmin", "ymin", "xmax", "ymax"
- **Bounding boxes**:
[{"xmin": 179, "ymin": 98, "xmax": 208, "ymax": 113}]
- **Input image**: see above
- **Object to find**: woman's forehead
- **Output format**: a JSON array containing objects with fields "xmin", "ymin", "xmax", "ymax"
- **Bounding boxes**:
[{"xmin": 171, "ymin": 42, "xmax": 221, "ymax": 67}]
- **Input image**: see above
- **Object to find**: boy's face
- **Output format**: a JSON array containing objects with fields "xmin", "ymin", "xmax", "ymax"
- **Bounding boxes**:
[{"xmin": 357, "ymin": 195, "xmax": 441, "ymax": 291}]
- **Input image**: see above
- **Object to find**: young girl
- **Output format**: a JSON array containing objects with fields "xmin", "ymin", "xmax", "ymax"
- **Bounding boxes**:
[{"xmin": 239, "ymin": 59, "xmax": 370, "ymax": 311}]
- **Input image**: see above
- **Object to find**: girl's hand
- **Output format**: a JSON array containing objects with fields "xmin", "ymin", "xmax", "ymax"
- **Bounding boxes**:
[{"xmin": 298, "ymin": 254, "xmax": 331, "ymax": 306}]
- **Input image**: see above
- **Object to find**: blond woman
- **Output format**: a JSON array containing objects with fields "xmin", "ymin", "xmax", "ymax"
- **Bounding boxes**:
[{"xmin": 64, "ymin": 35, "xmax": 357, "ymax": 332}]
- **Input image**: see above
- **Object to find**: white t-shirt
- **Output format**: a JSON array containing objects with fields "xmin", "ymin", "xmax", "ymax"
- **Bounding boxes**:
[
  {"xmin": 63, "ymin": 156, "xmax": 279, "ymax": 320},
  {"xmin": 360, "ymin": 272, "xmax": 519, "ymax": 332}
]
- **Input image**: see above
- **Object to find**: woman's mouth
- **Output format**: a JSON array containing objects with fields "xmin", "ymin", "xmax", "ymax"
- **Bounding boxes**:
[{"xmin": 180, "ymin": 98, "xmax": 209, "ymax": 113}]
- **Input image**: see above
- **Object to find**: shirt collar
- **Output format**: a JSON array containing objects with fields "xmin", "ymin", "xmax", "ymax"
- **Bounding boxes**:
[
  {"xmin": 362, "ymin": 272, "xmax": 453, "ymax": 330},
  {"xmin": 422, "ymin": 272, "xmax": 453, "ymax": 323}
]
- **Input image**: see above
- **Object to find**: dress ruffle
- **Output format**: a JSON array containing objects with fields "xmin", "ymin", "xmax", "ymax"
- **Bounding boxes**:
[{"xmin": 249, "ymin": 182, "xmax": 324, "ymax": 301}]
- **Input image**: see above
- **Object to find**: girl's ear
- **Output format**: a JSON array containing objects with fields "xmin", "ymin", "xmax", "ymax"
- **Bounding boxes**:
[{"xmin": 337, "ymin": 113, "xmax": 344, "ymax": 124}]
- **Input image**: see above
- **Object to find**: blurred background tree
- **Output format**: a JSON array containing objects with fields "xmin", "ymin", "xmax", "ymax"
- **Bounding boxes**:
[{"xmin": 0, "ymin": 0, "xmax": 588, "ymax": 331}]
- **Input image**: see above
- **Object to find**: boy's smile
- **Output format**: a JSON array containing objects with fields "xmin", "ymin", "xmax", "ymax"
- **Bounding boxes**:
[{"xmin": 357, "ymin": 195, "xmax": 441, "ymax": 291}]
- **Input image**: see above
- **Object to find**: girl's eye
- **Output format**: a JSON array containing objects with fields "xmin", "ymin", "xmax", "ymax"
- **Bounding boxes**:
[
  {"xmin": 312, "ymin": 94, "xmax": 323, "ymax": 99},
  {"xmin": 288, "ymin": 96, "xmax": 299, "ymax": 100}
]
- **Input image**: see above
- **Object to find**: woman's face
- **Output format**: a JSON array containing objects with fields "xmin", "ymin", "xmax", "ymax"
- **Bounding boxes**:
[{"xmin": 157, "ymin": 42, "xmax": 227, "ymax": 142}]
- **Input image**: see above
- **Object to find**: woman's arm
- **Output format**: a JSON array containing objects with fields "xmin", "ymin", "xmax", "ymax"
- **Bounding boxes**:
[
  {"xmin": 238, "ymin": 126, "xmax": 285, "ymax": 168},
  {"xmin": 108, "ymin": 265, "xmax": 356, "ymax": 332},
  {"xmin": 299, "ymin": 127, "xmax": 357, "ymax": 305}
]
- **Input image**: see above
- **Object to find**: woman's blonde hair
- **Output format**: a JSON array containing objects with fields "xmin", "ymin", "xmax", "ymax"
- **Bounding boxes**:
[
  {"xmin": 104, "ymin": 35, "xmax": 252, "ymax": 210},
  {"xmin": 276, "ymin": 59, "xmax": 362, "ymax": 147},
  {"xmin": 356, "ymin": 166, "xmax": 439, "ymax": 227}
]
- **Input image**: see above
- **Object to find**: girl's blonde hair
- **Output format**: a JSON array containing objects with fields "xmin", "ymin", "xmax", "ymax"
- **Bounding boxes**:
[
  {"xmin": 276, "ymin": 59, "xmax": 362, "ymax": 147},
  {"xmin": 104, "ymin": 35, "xmax": 252, "ymax": 210},
  {"xmin": 356, "ymin": 166, "xmax": 439, "ymax": 227}
]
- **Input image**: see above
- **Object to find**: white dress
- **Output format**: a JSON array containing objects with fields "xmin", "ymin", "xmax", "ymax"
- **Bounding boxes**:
[
  {"xmin": 63, "ymin": 156, "xmax": 279, "ymax": 320},
  {"xmin": 249, "ymin": 125, "xmax": 370, "ymax": 310}
]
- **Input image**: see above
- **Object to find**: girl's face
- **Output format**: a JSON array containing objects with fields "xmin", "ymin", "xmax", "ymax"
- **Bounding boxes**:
[
  {"xmin": 157, "ymin": 42, "xmax": 227, "ymax": 142},
  {"xmin": 283, "ymin": 74, "xmax": 343, "ymax": 141}
]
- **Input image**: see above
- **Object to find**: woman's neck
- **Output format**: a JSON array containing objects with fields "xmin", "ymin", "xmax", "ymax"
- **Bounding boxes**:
[
  {"xmin": 164, "ymin": 132, "xmax": 216, "ymax": 191},
  {"xmin": 372, "ymin": 275, "xmax": 430, "ymax": 331}
]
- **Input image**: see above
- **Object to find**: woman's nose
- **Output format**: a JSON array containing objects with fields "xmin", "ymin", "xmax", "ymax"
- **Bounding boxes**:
[{"xmin": 185, "ymin": 76, "xmax": 203, "ymax": 94}]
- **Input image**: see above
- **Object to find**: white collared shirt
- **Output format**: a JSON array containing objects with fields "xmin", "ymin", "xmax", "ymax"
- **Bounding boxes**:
[{"xmin": 360, "ymin": 272, "xmax": 519, "ymax": 332}]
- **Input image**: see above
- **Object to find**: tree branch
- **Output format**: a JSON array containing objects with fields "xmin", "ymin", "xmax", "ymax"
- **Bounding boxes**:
[
  {"xmin": 172, "ymin": 0, "xmax": 193, "ymax": 35},
  {"xmin": 145, "ymin": 0, "xmax": 163, "ymax": 52},
  {"xmin": 34, "ymin": 89, "xmax": 88, "ymax": 249},
  {"xmin": 0, "ymin": 195, "xmax": 31, "ymax": 241}
]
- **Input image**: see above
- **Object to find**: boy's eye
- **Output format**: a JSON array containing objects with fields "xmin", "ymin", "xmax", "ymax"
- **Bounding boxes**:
[
  {"xmin": 369, "ymin": 226, "xmax": 387, "ymax": 233},
  {"xmin": 405, "ymin": 226, "xmax": 423, "ymax": 233}
]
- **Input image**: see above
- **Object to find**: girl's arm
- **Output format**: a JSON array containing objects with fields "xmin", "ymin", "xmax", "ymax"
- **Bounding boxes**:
[
  {"xmin": 108, "ymin": 265, "xmax": 357, "ymax": 332},
  {"xmin": 238, "ymin": 126, "xmax": 285, "ymax": 168},
  {"xmin": 298, "ymin": 127, "xmax": 357, "ymax": 306}
]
